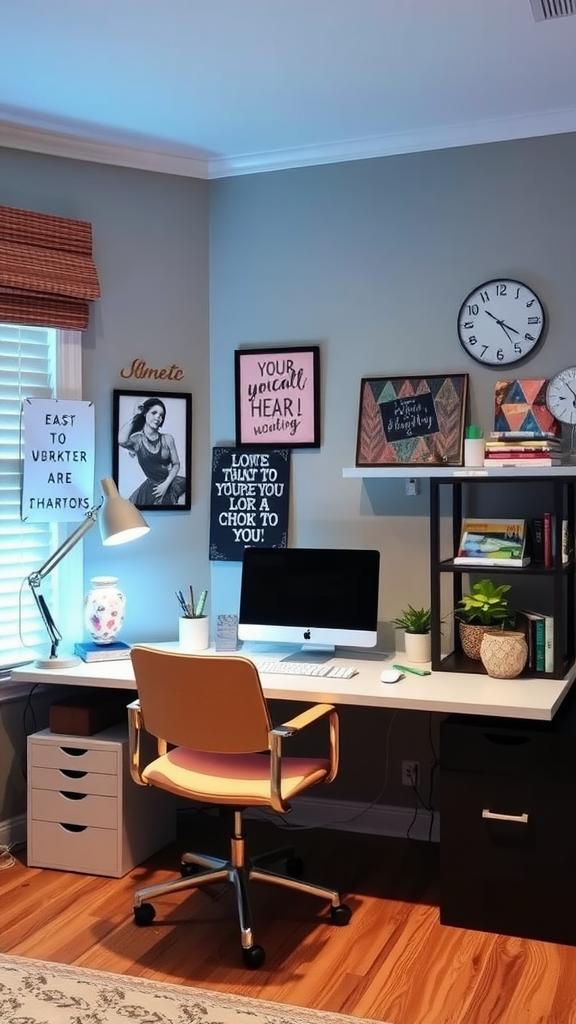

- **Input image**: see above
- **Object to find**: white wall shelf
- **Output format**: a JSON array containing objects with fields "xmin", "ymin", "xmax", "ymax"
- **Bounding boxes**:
[{"xmin": 343, "ymin": 466, "xmax": 576, "ymax": 479}]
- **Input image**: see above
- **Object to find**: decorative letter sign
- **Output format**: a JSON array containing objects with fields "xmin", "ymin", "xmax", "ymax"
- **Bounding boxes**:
[
  {"xmin": 209, "ymin": 447, "xmax": 291, "ymax": 561},
  {"xmin": 21, "ymin": 399, "xmax": 95, "ymax": 521}
]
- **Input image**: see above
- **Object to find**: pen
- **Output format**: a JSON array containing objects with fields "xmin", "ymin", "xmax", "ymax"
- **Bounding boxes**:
[
  {"xmin": 195, "ymin": 589, "xmax": 208, "ymax": 618},
  {"xmin": 189, "ymin": 585, "xmax": 196, "ymax": 618},
  {"xmin": 176, "ymin": 591, "xmax": 192, "ymax": 618},
  {"xmin": 392, "ymin": 663, "xmax": 431, "ymax": 677}
]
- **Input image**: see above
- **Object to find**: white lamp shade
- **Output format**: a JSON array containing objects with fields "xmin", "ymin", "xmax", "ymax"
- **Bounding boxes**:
[{"xmin": 99, "ymin": 478, "xmax": 150, "ymax": 546}]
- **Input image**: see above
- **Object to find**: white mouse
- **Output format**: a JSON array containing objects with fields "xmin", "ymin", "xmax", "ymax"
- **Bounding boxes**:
[{"xmin": 380, "ymin": 669, "xmax": 404, "ymax": 683}]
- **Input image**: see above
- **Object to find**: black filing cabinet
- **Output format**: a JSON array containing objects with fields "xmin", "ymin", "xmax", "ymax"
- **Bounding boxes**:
[{"xmin": 440, "ymin": 687, "xmax": 576, "ymax": 945}]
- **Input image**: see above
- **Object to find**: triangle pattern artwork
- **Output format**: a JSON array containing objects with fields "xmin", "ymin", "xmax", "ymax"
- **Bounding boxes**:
[{"xmin": 494, "ymin": 379, "xmax": 561, "ymax": 436}]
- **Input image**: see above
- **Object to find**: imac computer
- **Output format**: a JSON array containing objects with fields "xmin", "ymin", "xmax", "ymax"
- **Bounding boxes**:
[{"xmin": 238, "ymin": 546, "xmax": 380, "ymax": 659}]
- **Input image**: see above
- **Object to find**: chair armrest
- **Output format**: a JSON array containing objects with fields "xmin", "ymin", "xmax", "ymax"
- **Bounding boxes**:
[
  {"xmin": 127, "ymin": 698, "xmax": 148, "ymax": 787},
  {"xmin": 269, "ymin": 702, "xmax": 339, "ymax": 812},
  {"xmin": 274, "ymin": 702, "xmax": 336, "ymax": 736}
]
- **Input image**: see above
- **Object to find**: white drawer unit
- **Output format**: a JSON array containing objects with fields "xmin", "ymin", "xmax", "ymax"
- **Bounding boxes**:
[{"xmin": 27, "ymin": 725, "xmax": 176, "ymax": 878}]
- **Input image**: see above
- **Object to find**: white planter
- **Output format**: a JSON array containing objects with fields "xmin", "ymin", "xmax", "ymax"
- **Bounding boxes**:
[{"xmin": 404, "ymin": 631, "xmax": 431, "ymax": 664}]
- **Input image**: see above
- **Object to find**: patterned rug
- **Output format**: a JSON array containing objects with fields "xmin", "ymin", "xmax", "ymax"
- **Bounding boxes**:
[{"xmin": 0, "ymin": 954, "xmax": 383, "ymax": 1024}]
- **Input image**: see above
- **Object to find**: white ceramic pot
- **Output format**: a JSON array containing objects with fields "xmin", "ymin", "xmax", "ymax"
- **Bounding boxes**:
[
  {"xmin": 84, "ymin": 576, "xmax": 126, "ymax": 645},
  {"xmin": 404, "ymin": 631, "xmax": 431, "ymax": 664}
]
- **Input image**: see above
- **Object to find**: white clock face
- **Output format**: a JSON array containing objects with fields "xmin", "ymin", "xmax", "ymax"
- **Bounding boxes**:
[
  {"xmin": 546, "ymin": 368, "xmax": 576, "ymax": 425},
  {"xmin": 458, "ymin": 279, "xmax": 545, "ymax": 366}
]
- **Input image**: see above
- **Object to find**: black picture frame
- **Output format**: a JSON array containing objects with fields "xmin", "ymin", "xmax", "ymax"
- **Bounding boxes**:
[
  {"xmin": 234, "ymin": 345, "xmax": 321, "ymax": 448},
  {"xmin": 112, "ymin": 389, "xmax": 192, "ymax": 511}
]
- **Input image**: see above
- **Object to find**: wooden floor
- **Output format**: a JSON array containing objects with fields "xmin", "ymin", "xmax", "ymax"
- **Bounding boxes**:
[{"xmin": 2, "ymin": 813, "xmax": 576, "ymax": 1024}]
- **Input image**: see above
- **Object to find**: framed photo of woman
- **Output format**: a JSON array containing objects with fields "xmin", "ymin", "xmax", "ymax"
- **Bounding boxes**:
[{"xmin": 112, "ymin": 390, "xmax": 192, "ymax": 511}]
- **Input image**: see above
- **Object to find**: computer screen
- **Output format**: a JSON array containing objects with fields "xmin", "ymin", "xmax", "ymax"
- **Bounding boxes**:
[{"xmin": 238, "ymin": 546, "xmax": 380, "ymax": 656}]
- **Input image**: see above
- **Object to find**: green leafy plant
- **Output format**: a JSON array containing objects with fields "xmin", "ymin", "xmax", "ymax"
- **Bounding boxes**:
[
  {"xmin": 456, "ymin": 578, "xmax": 512, "ymax": 626},
  {"xmin": 392, "ymin": 605, "xmax": 431, "ymax": 635}
]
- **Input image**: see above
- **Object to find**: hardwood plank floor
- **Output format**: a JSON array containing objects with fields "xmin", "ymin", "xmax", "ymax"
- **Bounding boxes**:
[{"xmin": 2, "ymin": 814, "xmax": 576, "ymax": 1024}]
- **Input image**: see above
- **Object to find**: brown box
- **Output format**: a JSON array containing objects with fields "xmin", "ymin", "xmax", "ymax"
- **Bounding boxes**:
[{"xmin": 49, "ymin": 692, "xmax": 129, "ymax": 736}]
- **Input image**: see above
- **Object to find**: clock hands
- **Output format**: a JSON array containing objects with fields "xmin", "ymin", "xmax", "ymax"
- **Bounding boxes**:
[{"xmin": 484, "ymin": 309, "xmax": 520, "ymax": 343}]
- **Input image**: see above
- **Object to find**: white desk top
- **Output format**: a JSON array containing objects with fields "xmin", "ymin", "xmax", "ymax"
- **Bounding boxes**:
[{"xmin": 10, "ymin": 643, "xmax": 575, "ymax": 721}]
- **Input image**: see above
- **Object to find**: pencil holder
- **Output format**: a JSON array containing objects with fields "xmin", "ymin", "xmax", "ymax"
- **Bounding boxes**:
[{"xmin": 179, "ymin": 615, "xmax": 209, "ymax": 652}]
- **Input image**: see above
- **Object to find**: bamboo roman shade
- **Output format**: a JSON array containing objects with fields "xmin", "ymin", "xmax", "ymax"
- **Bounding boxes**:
[{"xmin": 0, "ymin": 204, "xmax": 101, "ymax": 330}]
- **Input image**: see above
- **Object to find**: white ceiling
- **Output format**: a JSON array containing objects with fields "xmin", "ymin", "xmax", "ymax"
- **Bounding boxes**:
[{"xmin": 2, "ymin": 0, "xmax": 576, "ymax": 179}]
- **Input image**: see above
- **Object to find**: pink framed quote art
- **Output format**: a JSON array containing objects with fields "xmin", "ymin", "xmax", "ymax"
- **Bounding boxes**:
[{"xmin": 234, "ymin": 345, "xmax": 320, "ymax": 448}]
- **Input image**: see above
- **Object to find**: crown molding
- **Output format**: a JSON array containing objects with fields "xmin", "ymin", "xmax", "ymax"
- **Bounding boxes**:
[
  {"xmin": 0, "ymin": 121, "xmax": 210, "ymax": 179},
  {"xmin": 2, "ymin": 107, "xmax": 576, "ymax": 181}
]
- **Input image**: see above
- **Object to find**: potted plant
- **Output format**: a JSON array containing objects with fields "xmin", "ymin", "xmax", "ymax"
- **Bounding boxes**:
[
  {"xmin": 456, "ymin": 578, "xmax": 513, "ymax": 660},
  {"xmin": 392, "ymin": 605, "xmax": 432, "ymax": 664}
]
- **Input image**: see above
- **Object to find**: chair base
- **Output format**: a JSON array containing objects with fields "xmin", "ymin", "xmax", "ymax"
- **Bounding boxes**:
[{"xmin": 133, "ymin": 810, "xmax": 351, "ymax": 966}]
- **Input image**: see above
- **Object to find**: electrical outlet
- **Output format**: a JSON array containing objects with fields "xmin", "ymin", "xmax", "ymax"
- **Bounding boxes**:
[{"xmin": 402, "ymin": 759, "xmax": 420, "ymax": 786}]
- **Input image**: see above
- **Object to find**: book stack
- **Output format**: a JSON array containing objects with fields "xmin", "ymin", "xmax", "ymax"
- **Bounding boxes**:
[
  {"xmin": 515, "ymin": 610, "xmax": 554, "ymax": 673},
  {"xmin": 455, "ymin": 517, "xmax": 530, "ymax": 567},
  {"xmin": 74, "ymin": 640, "xmax": 132, "ymax": 663},
  {"xmin": 484, "ymin": 432, "xmax": 563, "ymax": 468}
]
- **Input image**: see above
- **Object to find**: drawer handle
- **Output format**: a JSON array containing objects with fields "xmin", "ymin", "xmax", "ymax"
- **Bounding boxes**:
[
  {"xmin": 60, "ymin": 823, "xmax": 87, "ymax": 833},
  {"xmin": 60, "ymin": 792, "xmax": 87, "ymax": 801},
  {"xmin": 482, "ymin": 808, "xmax": 529, "ymax": 824},
  {"xmin": 60, "ymin": 747, "xmax": 88, "ymax": 757},
  {"xmin": 59, "ymin": 770, "xmax": 87, "ymax": 780}
]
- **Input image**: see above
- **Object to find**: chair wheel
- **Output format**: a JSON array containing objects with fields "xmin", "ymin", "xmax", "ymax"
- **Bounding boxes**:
[
  {"xmin": 285, "ymin": 855, "xmax": 304, "ymax": 878},
  {"xmin": 134, "ymin": 902, "xmax": 156, "ymax": 926},
  {"xmin": 242, "ymin": 944, "xmax": 266, "ymax": 969},
  {"xmin": 180, "ymin": 861, "xmax": 200, "ymax": 877},
  {"xmin": 330, "ymin": 903, "xmax": 352, "ymax": 926}
]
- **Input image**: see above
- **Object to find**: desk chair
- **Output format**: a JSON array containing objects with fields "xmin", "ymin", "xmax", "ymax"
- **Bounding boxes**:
[{"xmin": 128, "ymin": 645, "xmax": 351, "ymax": 968}]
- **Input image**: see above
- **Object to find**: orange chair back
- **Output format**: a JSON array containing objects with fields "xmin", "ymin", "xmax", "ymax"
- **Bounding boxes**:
[{"xmin": 130, "ymin": 646, "xmax": 272, "ymax": 754}]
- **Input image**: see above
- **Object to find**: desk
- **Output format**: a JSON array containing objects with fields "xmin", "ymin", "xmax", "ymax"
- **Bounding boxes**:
[
  {"xmin": 11, "ymin": 643, "xmax": 576, "ymax": 720},
  {"xmin": 12, "ymin": 645, "xmax": 576, "ymax": 942}
]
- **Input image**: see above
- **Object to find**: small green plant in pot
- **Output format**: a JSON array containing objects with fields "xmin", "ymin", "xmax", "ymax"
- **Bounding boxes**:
[
  {"xmin": 392, "ymin": 605, "xmax": 431, "ymax": 634},
  {"xmin": 392, "ymin": 605, "xmax": 431, "ymax": 664},
  {"xmin": 456, "ymin": 578, "xmax": 512, "ymax": 660}
]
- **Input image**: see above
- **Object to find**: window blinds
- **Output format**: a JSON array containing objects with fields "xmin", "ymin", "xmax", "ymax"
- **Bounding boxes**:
[
  {"xmin": 0, "ymin": 205, "xmax": 101, "ymax": 331},
  {"xmin": 0, "ymin": 323, "xmax": 58, "ymax": 667}
]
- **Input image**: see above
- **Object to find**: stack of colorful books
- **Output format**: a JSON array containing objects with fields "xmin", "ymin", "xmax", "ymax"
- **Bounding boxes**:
[{"xmin": 484, "ymin": 431, "xmax": 563, "ymax": 467}]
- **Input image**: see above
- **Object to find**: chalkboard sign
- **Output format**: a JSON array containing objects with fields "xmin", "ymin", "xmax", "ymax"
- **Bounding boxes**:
[
  {"xmin": 379, "ymin": 393, "xmax": 439, "ymax": 442},
  {"xmin": 209, "ymin": 448, "xmax": 291, "ymax": 561}
]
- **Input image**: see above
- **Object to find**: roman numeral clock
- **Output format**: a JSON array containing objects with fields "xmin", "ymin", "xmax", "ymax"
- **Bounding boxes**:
[{"xmin": 457, "ymin": 278, "xmax": 546, "ymax": 366}]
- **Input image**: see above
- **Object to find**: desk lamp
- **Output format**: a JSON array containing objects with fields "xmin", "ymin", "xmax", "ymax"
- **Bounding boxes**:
[{"xmin": 27, "ymin": 478, "xmax": 150, "ymax": 669}]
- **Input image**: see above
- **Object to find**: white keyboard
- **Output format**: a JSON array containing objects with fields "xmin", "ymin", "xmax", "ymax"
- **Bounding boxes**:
[{"xmin": 253, "ymin": 659, "xmax": 358, "ymax": 679}]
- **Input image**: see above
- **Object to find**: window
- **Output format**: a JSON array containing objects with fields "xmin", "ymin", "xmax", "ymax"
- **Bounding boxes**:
[{"xmin": 0, "ymin": 324, "xmax": 82, "ymax": 669}]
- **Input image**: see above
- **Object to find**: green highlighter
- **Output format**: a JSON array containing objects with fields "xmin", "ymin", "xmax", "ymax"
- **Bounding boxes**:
[{"xmin": 392, "ymin": 663, "xmax": 431, "ymax": 677}]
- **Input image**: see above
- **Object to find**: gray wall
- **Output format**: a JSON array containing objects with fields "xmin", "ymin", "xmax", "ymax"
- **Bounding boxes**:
[{"xmin": 2, "ymin": 130, "xmax": 576, "ymax": 824}]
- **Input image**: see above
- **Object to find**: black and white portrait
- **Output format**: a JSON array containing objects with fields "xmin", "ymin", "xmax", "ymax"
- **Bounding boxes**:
[{"xmin": 112, "ymin": 390, "xmax": 192, "ymax": 511}]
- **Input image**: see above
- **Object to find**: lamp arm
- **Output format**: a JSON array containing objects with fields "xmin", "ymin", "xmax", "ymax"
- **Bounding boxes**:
[
  {"xmin": 30, "ymin": 588, "xmax": 62, "ymax": 659},
  {"xmin": 28, "ymin": 506, "xmax": 99, "ymax": 586}
]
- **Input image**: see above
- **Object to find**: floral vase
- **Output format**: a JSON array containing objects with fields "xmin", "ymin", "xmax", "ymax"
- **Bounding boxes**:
[{"xmin": 84, "ymin": 576, "xmax": 126, "ymax": 645}]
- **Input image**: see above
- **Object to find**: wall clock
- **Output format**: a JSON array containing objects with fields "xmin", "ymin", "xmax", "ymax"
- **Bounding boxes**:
[
  {"xmin": 546, "ymin": 367, "xmax": 576, "ymax": 426},
  {"xmin": 457, "ymin": 278, "xmax": 546, "ymax": 366}
]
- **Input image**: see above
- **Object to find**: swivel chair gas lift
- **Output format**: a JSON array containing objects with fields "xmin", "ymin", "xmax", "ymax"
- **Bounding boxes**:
[{"xmin": 128, "ymin": 645, "xmax": 352, "ymax": 968}]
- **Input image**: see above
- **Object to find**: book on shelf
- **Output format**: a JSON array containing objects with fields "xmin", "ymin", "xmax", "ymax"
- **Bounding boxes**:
[
  {"xmin": 483, "ymin": 458, "xmax": 562, "ymax": 468},
  {"xmin": 489, "ymin": 430, "xmax": 561, "ymax": 441},
  {"xmin": 528, "ymin": 515, "xmax": 573, "ymax": 564},
  {"xmin": 544, "ymin": 614, "xmax": 554, "ymax": 673},
  {"xmin": 454, "ymin": 518, "xmax": 530, "ymax": 566},
  {"xmin": 515, "ymin": 610, "xmax": 546, "ymax": 672},
  {"xmin": 74, "ymin": 640, "xmax": 132, "ymax": 662}
]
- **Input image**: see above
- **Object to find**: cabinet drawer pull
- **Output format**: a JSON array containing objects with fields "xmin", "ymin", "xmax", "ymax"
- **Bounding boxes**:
[{"xmin": 482, "ymin": 808, "xmax": 529, "ymax": 824}]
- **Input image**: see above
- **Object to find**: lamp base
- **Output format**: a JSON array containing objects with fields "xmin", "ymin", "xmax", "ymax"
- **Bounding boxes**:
[{"xmin": 34, "ymin": 654, "xmax": 81, "ymax": 670}]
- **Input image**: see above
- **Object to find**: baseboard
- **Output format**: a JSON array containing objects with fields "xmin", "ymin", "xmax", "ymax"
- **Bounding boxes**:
[
  {"xmin": 0, "ymin": 814, "xmax": 27, "ymax": 853},
  {"xmin": 247, "ymin": 797, "xmax": 440, "ymax": 843}
]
